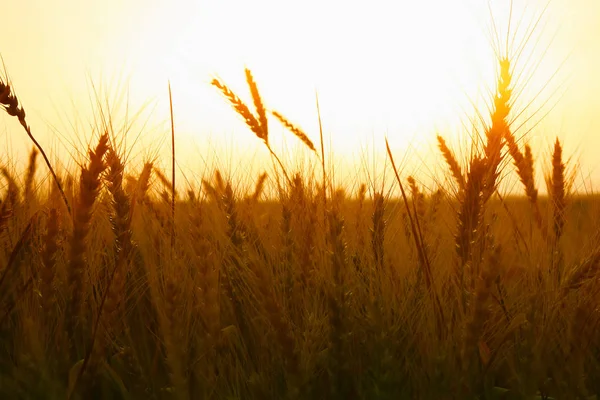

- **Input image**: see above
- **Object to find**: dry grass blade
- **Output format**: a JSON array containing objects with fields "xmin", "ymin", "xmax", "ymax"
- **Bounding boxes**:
[
  {"xmin": 316, "ymin": 91, "xmax": 326, "ymax": 204},
  {"xmin": 271, "ymin": 111, "xmax": 317, "ymax": 152},
  {"xmin": 385, "ymin": 138, "xmax": 445, "ymax": 339},
  {"xmin": 385, "ymin": 140, "xmax": 429, "ymax": 284},
  {"xmin": 168, "ymin": 81, "xmax": 176, "ymax": 249}
]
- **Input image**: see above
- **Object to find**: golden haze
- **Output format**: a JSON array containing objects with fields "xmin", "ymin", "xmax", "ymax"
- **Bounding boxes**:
[{"xmin": 1, "ymin": 0, "xmax": 600, "ymax": 188}]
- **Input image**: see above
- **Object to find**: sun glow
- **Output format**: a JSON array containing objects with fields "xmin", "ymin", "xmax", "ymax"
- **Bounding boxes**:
[
  {"xmin": 2, "ymin": 0, "xmax": 597, "ymax": 184},
  {"xmin": 131, "ymin": 0, "xmax": 499, "ymax": 152}
]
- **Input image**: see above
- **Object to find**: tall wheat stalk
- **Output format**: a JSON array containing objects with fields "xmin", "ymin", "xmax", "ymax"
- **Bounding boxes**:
[
  {"xmin": 483, "ymin": 57, "xmax": 512, "ymax": 203},
  {"xmin": 67, "ymin": 134, "xmax": 109, "ymax": 335},
  {"xmin": 0, "ymin": 73, "xmax": 70, "ymax": 214},
  {"xmin": 385, "ymin": 138, "xmax": 445, "ymax": 339},
  {"xmin": 212, "ymin": 69, "xmax": 292, "ymax": 185}
]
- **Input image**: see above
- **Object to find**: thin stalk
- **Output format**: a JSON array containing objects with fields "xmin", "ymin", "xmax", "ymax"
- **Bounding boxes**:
[{"xmin": 169, "ymin": 81, "xmax": 176, "ymax": 249}]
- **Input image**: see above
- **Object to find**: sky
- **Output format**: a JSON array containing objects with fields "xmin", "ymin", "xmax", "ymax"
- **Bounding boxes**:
[{"xmin": 2, "ymin": 0, "xmax": 600, "ymax": 193}]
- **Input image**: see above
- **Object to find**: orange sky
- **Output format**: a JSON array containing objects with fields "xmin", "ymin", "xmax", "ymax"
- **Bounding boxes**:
[{"xmin": 2, "ymin": 0, "xmax": 600, "ymax": 192}]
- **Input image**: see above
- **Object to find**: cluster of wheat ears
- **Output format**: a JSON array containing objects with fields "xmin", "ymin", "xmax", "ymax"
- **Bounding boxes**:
[{"xmin": 0, "ymin": 47, "xmax": 599, "ymax": 399}]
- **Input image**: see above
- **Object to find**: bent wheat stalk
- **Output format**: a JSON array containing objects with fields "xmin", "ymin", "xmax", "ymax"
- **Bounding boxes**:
[
  {"xmin": 385, "ymin": 137, "xmax": 445, "ymax": 339},
  {"xmin": 0, "ymin": 74, "xmax": 71, "ymax": 215}
]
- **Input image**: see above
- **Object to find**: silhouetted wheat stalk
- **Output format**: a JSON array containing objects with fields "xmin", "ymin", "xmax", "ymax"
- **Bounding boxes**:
[
  {"xmin": 0, "ymin": 74, "xmax": 71, "ymax": 215},
  {"xmin": 67, "ymin": 134, "xmax": 109, "ymax": 329}
]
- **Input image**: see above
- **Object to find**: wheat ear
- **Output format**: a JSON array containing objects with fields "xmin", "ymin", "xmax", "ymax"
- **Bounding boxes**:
[
  {"xmin": 0, "ymin": 73, "xmax": 70, "ymax": 214},
  {"xmin": 483, "ymin": 57, "xmax": 512, "ymax": 202},
  {"xmin": 437, "ymin": 135, "xmax": 466, "ymax": 192},
  {"xmin": 67, "ymin": 133, "xmax": 109, "ymax": 321},
  {"xmin": 212, "ymin": 72, "xmax": 292, "ymax": 185},
  {"xmin": 549, "ymin": 138, "xmax": 566, "ymax": 241},
  {"xmin": 24, "ymin": 147, "xmax": 38, "ymax": 204},
  {"xmin": 504, "ymin": 134, "xmax": 543, "ymax": 232},
  {"xmin": 271, "ymin": 110, "xmax": 317, "ymax": 152}
]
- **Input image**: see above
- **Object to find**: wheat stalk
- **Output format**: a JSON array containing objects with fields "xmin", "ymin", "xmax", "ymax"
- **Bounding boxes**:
[
  {"xmin": 67, "ymin": 133, "xmax": 109, "ymax": 324},
  {"xmin": 0, "ymin": 73, "xmax": 70, "ymax": 214},
  {"xmin": 102, "ymin": 148, "xmax": 133, "ymax": 331}
]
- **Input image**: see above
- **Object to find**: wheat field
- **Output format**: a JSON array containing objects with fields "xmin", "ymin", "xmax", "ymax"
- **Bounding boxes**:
[{"xmin": 0, "ymin": 40, "xmax": 599, "ymax": 400}]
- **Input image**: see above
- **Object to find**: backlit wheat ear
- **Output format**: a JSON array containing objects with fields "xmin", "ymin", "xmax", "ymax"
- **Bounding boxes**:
[
  {"xmin": 455, "ymin": 157, "xmax": 485, "ymax": 295},
  {"xmin": 213, "ymin": 72, "xmax": 296, "ymax": 190},
  {"xmin": 371, "ymin": 192, "xmax": 385, "ymax": 271},
  {"xmin": 245, "ymin": 68, "xmax": 269, "ymax": 139},
  {"xmin": 154, "ymin": 167, "xmax": 176, "ymax": 197},
  {"xmin": 24, "ymin": 147, "xmax": 38, "ymax": 203},
  {"xmin": 549, "ymin": 138, "xmax": 566, "ymax": 241},
  {"xmin": 68, "ymin": 133, "xmax": 109, "ymax": 320},
  {"xmin": 271, "ymin": 111, "xmax": 317, "ymax": 152},
  {"xmin": 104, "ymin": 148, "xmax": 133, "ymax": 322},
  {"xmin": 212, "ymin": 71, "xmax": 292, "ymax": 185},
  {"xmin": 130, "ymin": 162, "xmax": 152, "ymax": 210},
  {"xmin": 251, "ymin": 172, "xmax": 268, "ymax": 202},
  {"xmin": 214, "ymin": 170, "xmax": 226, "ymax": 194},
  {"xmin": 483, "ymin": 57, "xmax": 513, "ymax": 201},
  {"xmin": 437, "ymin": 135, "xmax": 465, "ymax": 192},
  {"xmin": 504, "ymin": 133, "xmax": 543, "ymax": 231},
  {"xmin": 211, "ymin": 78, "xmax": 265, "ymax": 142},
  {"xmin": 202, "ymin": 179, "xmax": 219, "ymax": 203}
]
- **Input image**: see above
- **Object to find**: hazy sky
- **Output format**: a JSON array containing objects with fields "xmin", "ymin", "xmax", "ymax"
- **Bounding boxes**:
[{"xmin": 2, "ymin": 0, "xmax": 600, "ymax": 191}]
